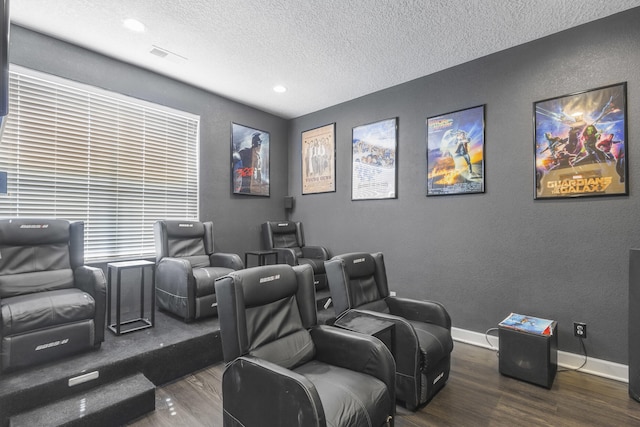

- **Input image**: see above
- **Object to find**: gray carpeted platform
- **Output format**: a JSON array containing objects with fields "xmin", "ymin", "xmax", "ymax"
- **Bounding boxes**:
[{"xmin": 0, "ymin": 311, "xmax": 222, "ymax": 426}]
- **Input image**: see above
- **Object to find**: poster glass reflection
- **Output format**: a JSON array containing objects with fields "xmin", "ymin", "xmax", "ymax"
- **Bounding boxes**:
[
  {"xmin": 352, "ymin": 118, "xmax": 398, "ymax": 200},
  {"xmin": 231, "ymin": 123, "xmax": 270, "ymax": 196},
  {"xmin": 534, "ymin": 83, "xmax": 627, "ymax": 199},
  {"xmin": 426, "ymin": 105, "xmax": 485, "ymax": 196},
  {"xmin": 302, "ymin": 123, "xmax": 336, "ymax": 195}
]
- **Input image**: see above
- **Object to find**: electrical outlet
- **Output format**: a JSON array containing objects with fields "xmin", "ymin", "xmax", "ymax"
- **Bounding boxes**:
[{"xmin": 574, "ymin": 322, "xmax": 587, "ymax": 339}]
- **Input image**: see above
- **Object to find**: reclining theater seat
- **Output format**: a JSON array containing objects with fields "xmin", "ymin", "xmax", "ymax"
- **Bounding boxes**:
[
  {"xmin": 261, "ymin": 220, "xmax": 330, "ymax": 296},
  {"xmin": 326, "ymin": 252, "xmax": 454, "ymax": 411},
  {"xmin": 154, "ymin": 220, "xmax": 243, "ymax": 322},
  {"xmin": 0, "ymin": 218, "xmax": 106, "ymax": 372},
  {"xmin": 215, "ymin": 264, "xmax": 396, "ymax": 427}
]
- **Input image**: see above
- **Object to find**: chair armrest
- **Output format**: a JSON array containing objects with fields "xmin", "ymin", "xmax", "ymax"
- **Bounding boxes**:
[
  {"xmin": 310, "ymin": 325, "xmax": 396, "ymax": 403},
  {"xmin": 386, "ymin": 296, "xmax": 451, "ymax": 329},
  {"xmin": 74, "ymin": 265, "xmax": 107, "ymax": 344},
  {"xmin": 324, "ymin": 258, "xmax": 350, "ymax": 316},
  {"xmin": 350, "ymin": 309, "xmax": 421, "ymax": 380},
  {"xmin": 272, "ymin": 248, "xmax": 298, "ymax": 266},
  {"xmin": 209, "ymin": 252, "xmax": 244, "ymax": 270},
  {"xmin": 223, "ymin": 355, "xmax": 325, "ymax": 427},
  {"xmin": 156, "ymin": 257, "xmax": 193, "ymax": 295},
  {"xmin": 301, "ymin": 246, "xmax": 329, "ymax": 260}
]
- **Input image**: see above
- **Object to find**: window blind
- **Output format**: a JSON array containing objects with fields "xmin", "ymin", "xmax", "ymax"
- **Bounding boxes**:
[{"xmin": 0, "ymin": 66, "xmax": 199, "ymax": 261}]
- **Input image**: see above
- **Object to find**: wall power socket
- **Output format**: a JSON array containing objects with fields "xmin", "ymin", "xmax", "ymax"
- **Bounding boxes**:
[{"xmin": 574, "ymin": 322, "xmax": 587, "ymax": 339}]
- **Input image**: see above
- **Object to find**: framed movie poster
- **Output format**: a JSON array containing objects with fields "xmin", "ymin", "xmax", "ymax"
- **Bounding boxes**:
[
  {"xmin": 426, "ymin": 105, "xmax": 485, "ymax": 196},
  {"xmin": 534, "ymin": 83, "xmax": 627, "ymax": 199},
  {"xmin": 302, "ymin": 123, "xmax": 336, "ymax": 194},
  {"xmin": 352, "ymin": 117, "xmax": 397, "ymax": 200},
  {"xmin": 231, "ymin": 123, "xmax": 270, "ymax": 196}
]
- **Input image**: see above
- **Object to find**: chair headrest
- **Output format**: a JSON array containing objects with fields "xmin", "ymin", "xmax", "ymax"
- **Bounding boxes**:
[
  {"xmin": 161, "ymin": 220, "xmax": 205, "ymax": 239},
  {"xmin": 268, "ymin": 221, "xmax": 297, "ymax": 235},
  {"xmin": 228, "ymin": 264, "xmax": 299, "ymax": 308},
  {"xmin": 0, "ymin": 218, "xmax": 71, "ymax": 246},
  {"xmin": 335, "ymin": 252, "xmax": 376, "ymax": 278}
]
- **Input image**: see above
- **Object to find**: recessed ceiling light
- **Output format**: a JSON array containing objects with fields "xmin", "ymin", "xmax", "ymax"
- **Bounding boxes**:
[
  {"xmin": 273, "ymin": 85, "xmax": 287, "ymax": 93},
  {"xmin": 123, "ymin": 18, "xmax": 146, "ymax": 33}
]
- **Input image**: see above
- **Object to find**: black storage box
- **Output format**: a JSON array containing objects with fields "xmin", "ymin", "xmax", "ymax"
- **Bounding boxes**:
[{"xmin": 499, "ymin": 317, "xmax": 558, "ymax": 389}]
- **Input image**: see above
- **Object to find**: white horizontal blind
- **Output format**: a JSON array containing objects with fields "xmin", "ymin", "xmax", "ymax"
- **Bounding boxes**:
[{"xmin": 0, "ymin": 66, "xmax": 199, "ymax": 261}]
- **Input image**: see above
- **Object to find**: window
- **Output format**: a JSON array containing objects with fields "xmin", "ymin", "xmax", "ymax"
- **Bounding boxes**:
[{"xmin": 0, "ymin": 66, "xmax": 199, "ymax": 261}]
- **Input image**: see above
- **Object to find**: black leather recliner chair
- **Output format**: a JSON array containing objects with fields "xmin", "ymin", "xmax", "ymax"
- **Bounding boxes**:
[
  {"xmin": 261, "ymin": 220, "xmax": 330, "ymax": 300},
  {"xmin": 154, "ymin": 220, "xmax": 243, "ymax": 322},
  {"xmin": 215, "ymin": 263, "xmax": 396, "ymax": 427},
  {"xmin": 326, "ymin": 252, "xmax": 454, "ymax": 410},
  {"xmin": 0, "ymin": 218, "xmax": 106, "ymax": 372}
]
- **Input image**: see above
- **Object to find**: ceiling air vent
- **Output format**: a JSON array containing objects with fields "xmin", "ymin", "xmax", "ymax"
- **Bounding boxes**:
[
  {"xmin": 149, "ymin": 45, "xmax": 187, "ymax": 63},
  {"xmin": 150, "ymin": 46, "xmax": 169, "ymax": 58}
]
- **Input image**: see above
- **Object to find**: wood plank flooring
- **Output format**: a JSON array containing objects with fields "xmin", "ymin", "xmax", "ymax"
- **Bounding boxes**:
[{"xmin": 128, "ymin": 342, "xmax": 640, "ymax": 426}]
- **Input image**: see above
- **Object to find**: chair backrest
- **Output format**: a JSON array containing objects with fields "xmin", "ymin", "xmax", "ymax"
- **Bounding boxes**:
[
  {"xmin": 215, "ymin": 264, "xmax": 317, "ymax": 368},
  {"xmin": 154, "ymin": 220, "xmax": 214, "ymax": 267},
  {"xmin": 262, "ymin": 221, "xmax": 304, "ymax": 257},
  {"xmin": 326, "ymin": 252, "xmax": 390, "ymax": 315},
  {"xmin": 0, "ymin": 218, "xmax": 83, "ymax": 298}
]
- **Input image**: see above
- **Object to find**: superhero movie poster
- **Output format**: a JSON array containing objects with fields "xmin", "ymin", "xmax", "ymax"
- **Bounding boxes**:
[
  {"xmin": 231, "ymin": 123, "xmax": 270, "ymax": 196},
  {"xmin": 534, "ymin": 83, "xmax": 627, "ymax": 199},
  {"xmin": 352, "ymin": 117, "xmax": 397, "ymax": 200},
  {"xmin": 302, "ymin": 123, "xmax": 335, "ymax": 195},
  {"xmin": 426, "ymin": 105, "xmax": 485, "ymax": 196}
]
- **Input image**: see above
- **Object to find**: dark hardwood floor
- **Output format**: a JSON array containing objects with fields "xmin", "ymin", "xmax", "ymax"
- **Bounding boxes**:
[{"xmin": 128, "ymin": 342, "xmax": 640, "ymax": 426}]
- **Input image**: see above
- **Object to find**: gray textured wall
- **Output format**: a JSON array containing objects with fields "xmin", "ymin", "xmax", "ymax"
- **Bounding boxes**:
[
  {"xmin": 288, "ymin": 8, "xmax": 640, "ymax": 363},
  {"xmin": 9, "ymin": 25, "xmax": 289, "ymax": 256},
  {"xmin": 8, "ymin": 7, "xmax": 640, "ymax": 364}
]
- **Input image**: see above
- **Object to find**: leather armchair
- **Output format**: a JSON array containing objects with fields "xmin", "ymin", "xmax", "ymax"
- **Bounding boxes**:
[
  {"xmin": 261, "ymin": 220, "xmax": 330, "ymax": 296},
  {"xmin": 154, "ymin": 220, "xmax": 243, "ymax": 322},
  {"xmin": 0, "ymin": 218, "xmax": 106, "ymax": 372},
  {"xmin": 215, "ymin": 264, "xmax": 395, "ymax": 427},
  {"xmin": 326, "ymin": 252, "xmax": 453, "ymax": 410}
]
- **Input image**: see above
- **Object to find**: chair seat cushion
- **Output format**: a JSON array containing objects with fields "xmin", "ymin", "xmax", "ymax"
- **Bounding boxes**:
[
  {"xmin": 192, "ymin": 266, "xmax": 234, "ymax": 297},
  {"xmin": 294, "ymin": 360, "xmax": 391, "ymax": 427},
  {"xmin": 1, "ymin": 288, "xmax": 95, "ymax": 336},
  {"xmin": 408, "ymin": 320, "xmax": 454, "ymax": 369}
]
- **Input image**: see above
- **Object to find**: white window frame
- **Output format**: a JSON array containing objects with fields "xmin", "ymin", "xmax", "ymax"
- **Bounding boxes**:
[{"xmin": 0, "ymin": 65, "xmax": 200, "ymax": 262}]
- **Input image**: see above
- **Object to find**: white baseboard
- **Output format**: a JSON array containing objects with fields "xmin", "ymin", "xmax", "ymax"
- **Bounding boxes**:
[{"xmin": 451, "ymin": 327, "xmax": 628, "ymax": 384}]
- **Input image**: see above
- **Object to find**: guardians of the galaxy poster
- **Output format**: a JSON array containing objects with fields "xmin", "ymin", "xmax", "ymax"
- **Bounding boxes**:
[
  {"xmin": 426, "ymin": 105, "xmax": 485, "ymax": 196},
  {"xmin": 534, "ymin": 83, "xmax": 627, "ymax": 199}
]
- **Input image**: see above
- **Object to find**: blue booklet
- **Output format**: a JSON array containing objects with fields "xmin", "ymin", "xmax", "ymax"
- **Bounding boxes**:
[{"xmin": 499, "ymin": 313, "xmax": 555, "ymax": 335}]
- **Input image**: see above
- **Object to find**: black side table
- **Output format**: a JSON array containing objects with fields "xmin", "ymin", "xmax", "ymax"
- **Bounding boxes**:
[
  {"xmin": 107, "ymin": 260, "xmax": 155, "ymax": 335},
  {"xmin": 245, "ymin": 250, "xmax": 278, "ymax": 267},
  {"xmin": 334, "ymin": 310, "xmax": 395, "ymax": 357},
  {"xmin": 499, "ymin": 320, "xmax": 558, "ymax": 388}
]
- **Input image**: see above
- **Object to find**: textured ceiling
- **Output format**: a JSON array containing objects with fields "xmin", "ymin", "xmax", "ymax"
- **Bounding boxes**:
[{"xmin": 9, "ymin": 0, "xmax": 640, "ymax": 119}]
